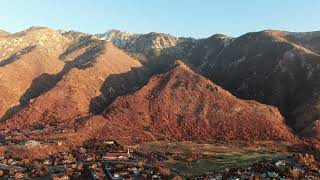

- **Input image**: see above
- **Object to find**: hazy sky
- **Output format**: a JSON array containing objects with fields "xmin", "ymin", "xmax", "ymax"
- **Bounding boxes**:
[{"xmin": 1, "ymin": 0, "xmax": 319, "ymax": 38}]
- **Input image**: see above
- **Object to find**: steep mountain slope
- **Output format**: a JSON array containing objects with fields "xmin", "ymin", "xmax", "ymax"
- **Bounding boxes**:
[
  {"xmin": 98, "ymin": 29, "xmax": 235, "ymax": 71},
  {"xmin": 0, "ymin": 27, "xmax": 71, "ymax": 120},
  {"xmin": 185, "ymin": 34, "xmax": 233, "ymax": 67},
  {"xmin": 73, "ymin": 61, "xmax": 293, "ymax": 145},
  {"xmin": 98, "ymin": 30, "xmax": 199, "ymax": 71},
  {"xmin": 287, "ymin": 31, "xmax": 320, "ymax": 53},
  {"xmin": 2, "ymin": 42, "xmax": 150, "ymax": 129},
  {"xmin": 201, "ymin": 30, "xmax": 320, "ymax": 134},
  {"xmin": 103, "ymin": 29, "xmax": 320, "ymax": 137}
]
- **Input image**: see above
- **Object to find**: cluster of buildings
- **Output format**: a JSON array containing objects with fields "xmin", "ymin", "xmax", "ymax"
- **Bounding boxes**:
[
  {"xmin": 194, "ymin": 154, "xmax": 320, "ymax": 180},
  {"xmin": 0, "ymin": 132, "xmax": 319, "ymax": 179},
  {"xmin": 0, "ymin": 139, "xmax": 174, "ymax": 179}
]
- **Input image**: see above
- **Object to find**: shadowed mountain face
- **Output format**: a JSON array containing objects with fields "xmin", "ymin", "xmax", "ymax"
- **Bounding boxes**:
[
  {"xmin": 0, "ymin": 27, "xmax": 71, "ymax": 120},
  {"xmin": 200, "ymin": 31, "xmax": 320, "ymax": 134},
  {"xmin": 99, "ymin": 29, "xmax": 320, "ymax": 137},
  {"xmin": 2, "ymin": 43, "xmax": 150, "ymax": 129},
  {"xmin": 1, "ymin": 27, "xmax": 320, "ymax": 142},
  {"xmin": 1, "ymin": 39, "xmax": 106, "ymax": 121}
]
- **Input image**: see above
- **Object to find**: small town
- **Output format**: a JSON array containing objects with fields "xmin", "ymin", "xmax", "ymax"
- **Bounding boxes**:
[
  {"xmin": 0, "ymin": 136, "xmax": 318, "ymax": 179},
  {"xmin": 0, "ymin": 138, "xmax": 176, "ymax": 179}
]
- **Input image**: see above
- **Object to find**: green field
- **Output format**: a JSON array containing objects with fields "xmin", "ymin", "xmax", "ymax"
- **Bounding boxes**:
[
  {"xmin": 165, "ymin": 151, "xmax": 280, "ymax": 176},
  {"xmin": 132, "ymin": 141, "xmax": 291, "ymax": 176}
]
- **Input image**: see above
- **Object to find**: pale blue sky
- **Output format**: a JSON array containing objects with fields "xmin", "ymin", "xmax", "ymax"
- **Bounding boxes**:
[{"xmin": 1, "ymin": 0, "xmax": 319, "ymax": 38}]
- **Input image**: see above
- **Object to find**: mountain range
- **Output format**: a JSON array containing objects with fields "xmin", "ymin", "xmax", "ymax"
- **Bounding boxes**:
[{"xmin": 1, "ymin": 26, "xmax": 320, "ymax": 147}]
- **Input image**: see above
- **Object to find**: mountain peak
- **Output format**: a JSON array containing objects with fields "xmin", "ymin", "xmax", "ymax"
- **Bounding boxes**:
[
  {"xmin": 98, "ymin": 58, "xmax": 294, "ymax": 143},
  {"xmin": 173, "ymin": 60, "xmax": 193, "ymax": 71},
  {"xmin": 98, "ymin": 29, "xmax": 138, "ymax": 40},
  {"xmin": 12, "ymin": 26, "xmax": 59, "ymax": 38},
  {"xmin": 210, "ymin": 33, "xmax": 232, "ymax": 39},
  {"xmin": 24, "ymin": 26, "xmax": 53, "ymax": 32},
  {"xmin": 261, "ymin": 29, "xmax": 288, "ymax": 38}
]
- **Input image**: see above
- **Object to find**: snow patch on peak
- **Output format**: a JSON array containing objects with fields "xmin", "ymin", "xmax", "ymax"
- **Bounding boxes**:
[{"xmin": 97, "ymin": 29, "xmax": 140, "ymax": 48}]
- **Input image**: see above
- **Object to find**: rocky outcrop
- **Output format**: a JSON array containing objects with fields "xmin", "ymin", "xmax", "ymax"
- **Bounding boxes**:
[{"xmin": 97, "ymin": 29, "xmax": 140, "ymax": 48}]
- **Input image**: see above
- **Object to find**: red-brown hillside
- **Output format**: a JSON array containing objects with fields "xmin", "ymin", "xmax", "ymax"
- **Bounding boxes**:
[
  {"xmin": 79, "ymin": 61, "xmax": 294, "ymax": 144},
  {"xmin": 2, "ymin": 43, "xmax": 150, "ymax": 129},
  {"xmin": 0, "ymin": 27, "xmax": 71, "ymax": 120}
]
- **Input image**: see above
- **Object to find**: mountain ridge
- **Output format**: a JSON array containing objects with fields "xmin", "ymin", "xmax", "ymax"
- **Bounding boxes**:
[{"xmin": 1, "ymin": 26, "xmax": 320, "ymax": 142}]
